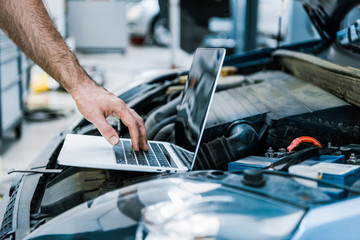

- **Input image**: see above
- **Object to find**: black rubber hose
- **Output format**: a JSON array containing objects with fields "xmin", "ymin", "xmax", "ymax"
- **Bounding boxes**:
[
  {"xmin": 225, "ymin": 121, "xmax": 259, "ymax": 160},
  {"xmin": 147, "ymin": 115, "xmax": 177, "ymax": 140},
  {"xmin": 153, "ymin": 123, "xmax": 175, "ymax": 141},
  {"xmin": 195, "ymin": 121, "xmax": 259, "ymax": 170},
  {"xmin": 145, "ymin": 96, "xmax": 180, "ymax": 131}
]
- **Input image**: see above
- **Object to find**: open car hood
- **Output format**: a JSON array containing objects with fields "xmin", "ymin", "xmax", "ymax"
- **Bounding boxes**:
[{"xmin": 302, "ymin": 0, "xmax": 359, "ymax": 40}]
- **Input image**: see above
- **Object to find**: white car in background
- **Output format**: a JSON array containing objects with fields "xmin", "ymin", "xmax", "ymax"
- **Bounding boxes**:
[{"xmin": 126, "ymin": 0, "xmax": 170, "ymax": 46}]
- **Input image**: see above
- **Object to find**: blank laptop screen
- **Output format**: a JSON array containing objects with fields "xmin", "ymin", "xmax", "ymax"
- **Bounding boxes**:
[{"xmin": 174, "ymin": 48, "xmax": 225, "ymax": 159}]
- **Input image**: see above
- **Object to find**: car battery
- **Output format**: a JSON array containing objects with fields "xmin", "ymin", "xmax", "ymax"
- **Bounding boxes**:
[
  {"xmin": 228, "ymin": 156, "xmax": 284, "ymax": 172},
  {"xmin": 312, "ymin": 162, "xmax": 360, "ymax": 187},
  {"xmin": 300, "ymin": 155, "xmax": 345, "ymax": 167},
  {"xmin": 307, "ymin": 155, "xmax": 345, "ymax": 164},
  {"xmin": 292, "ymin": 157, "xmax": 354, "ymax": 200},
  {"xmin": 312, "ymin": 161, "xmax": 359, "ymax": 200}
]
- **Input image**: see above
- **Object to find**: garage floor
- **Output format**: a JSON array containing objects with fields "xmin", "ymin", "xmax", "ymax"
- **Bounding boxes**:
[{"xmin": 1, "ymin": 45, "xmax": 192, "ymax": 196}]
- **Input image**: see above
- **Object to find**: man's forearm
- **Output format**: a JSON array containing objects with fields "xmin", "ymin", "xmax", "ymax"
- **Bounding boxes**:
[
  {"xmin": 0, "ymin": 0, "xmax": 148, "ymax": 149},
  {"xmin": 0, "ymin": 0, "xmax": 92, "ymax": 95}
]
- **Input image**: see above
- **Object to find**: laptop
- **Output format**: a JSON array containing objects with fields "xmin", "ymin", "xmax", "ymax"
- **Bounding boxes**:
[{"xmin": 57, "ymin": 48, "xmax": 226, "ymax": 173}]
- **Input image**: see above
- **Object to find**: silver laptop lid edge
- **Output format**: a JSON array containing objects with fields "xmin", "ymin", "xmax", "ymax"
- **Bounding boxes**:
[{"xmin": 187, "ymin": 48, "xmax": 226, "ymax": 171}]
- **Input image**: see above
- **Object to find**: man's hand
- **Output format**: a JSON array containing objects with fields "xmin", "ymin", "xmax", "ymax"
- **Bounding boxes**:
[{"xmin": 73, "ymin": 83, "xmax": 148, "ymax": 151}]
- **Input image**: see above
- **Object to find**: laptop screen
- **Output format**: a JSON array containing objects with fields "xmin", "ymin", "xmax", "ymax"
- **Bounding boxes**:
[{"xmin": 174, "ymin": 48, "xmax": 226, "ymax": 168}]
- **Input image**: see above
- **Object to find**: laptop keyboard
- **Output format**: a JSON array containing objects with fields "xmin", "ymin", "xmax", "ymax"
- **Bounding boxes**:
[
  {"xmin": 149, "ymin": 143, "xmax": 170, "ymax": 167},
  {"xmin": 170, "ymin": 145, "xmax": 194, "ymax": 166},
  {"xmin": 114, "ymin": 140, "xmax": 175, "ymax": 168},
  {"xmin": 123, "ymin": 141, "xmax": 137, "ymax": 165}
]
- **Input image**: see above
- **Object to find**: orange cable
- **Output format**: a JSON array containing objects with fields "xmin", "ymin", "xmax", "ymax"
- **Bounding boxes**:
[{"xmin": 287, "ymin": 136, "xmax": 322, "ymax": 152}]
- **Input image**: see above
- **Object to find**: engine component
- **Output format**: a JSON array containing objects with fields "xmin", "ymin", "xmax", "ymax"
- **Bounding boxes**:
[
  {"xmin": 147, "ymin": 116, "xmax": 176, "ymax": 140},
  {"xmin": 346, "ymin": 153, "xmax": 360, "ymax": 165},
  {"xmin": 145, "ymin": 96, "xmax": 180, "ymax": 134},
  {"xmin": 147, "ymin": 70, "xmax": 360, "ymax": 169},
  {"xmin": 153, "ymin": 123, "xmax": 174, "ymax": 141},
  {"xmin": 265, "ymin": 147, "xmax": 275, "ymax": 158},
  {"xmin": 242, "ymin": 168, "xmax": 265, "ymax": 187},
  {"xmin": 195, "ymin": 121, "xmax": 259, "ymax": 170},
  {"xmin": 194, "ymin": 70, "xmax": 360, "ymax": 170},
  {"xmin": 265, "ymin": 147, "xmax": 287, "ymax": 158},
  {"xmin": 206, "ymin": 70, "xmax": 360, "ymax": 149},
  {"xmin": 216, "ymin": 74, "xmax": 249, "ymax": 91},
  {"xmin": 314, "ymin": 162, "xmax": 360, "ymax": 186}
]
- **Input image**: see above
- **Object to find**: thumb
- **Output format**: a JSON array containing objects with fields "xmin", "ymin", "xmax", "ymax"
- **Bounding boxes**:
[{"xmin": 92, "ymin": 117, "xmax": 119, "ymax": 145}]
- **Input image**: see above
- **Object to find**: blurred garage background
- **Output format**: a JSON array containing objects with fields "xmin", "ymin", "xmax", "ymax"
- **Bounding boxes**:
[{"xmin": 0, "ymin": 0, "xmax": 319, "ymax": 194}]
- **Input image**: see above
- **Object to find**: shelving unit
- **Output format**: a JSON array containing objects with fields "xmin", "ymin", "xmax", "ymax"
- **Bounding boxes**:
[{"xmin": 0, "ymin": 30, "xmax": 24, "ymax": 144}]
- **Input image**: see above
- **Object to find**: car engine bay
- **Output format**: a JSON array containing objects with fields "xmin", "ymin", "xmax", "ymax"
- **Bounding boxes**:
[
  {"xmin": 0, "ymin": 46, "xmax": 356, "ymax": 239},
  {"xmin": 3, "ymin": 30, "xmax": 360, "ymax": 240},
  {"xmin": 1, "ymin": 0, "xmax": 360, "ymax": 239}
]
